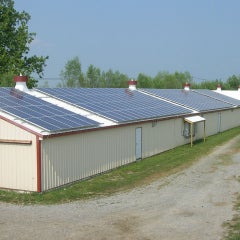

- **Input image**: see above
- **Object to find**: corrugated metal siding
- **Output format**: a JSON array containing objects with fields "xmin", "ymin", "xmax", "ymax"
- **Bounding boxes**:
[
  {"xmin": 0, "ymin": 119, "xmax": 37, "ymax": 191},
  {"xmin": 221, "ymin": 109, "xmax": 240, "ymax": 131},
  {"xmin": 203, "ymin": 109, "xmax": 240, "ymax": 136},
  {"xmin": 203, "ymin": 112, "xmax": 219, "ymax": 136},
  {"xmin": 141, "ymin": 118, "xmax": 190, "ymax": 158},
  {"xmin": 41, "ymin": 109, "xmax": 240, "ymax": 191},
  {"xmin": 41, "ymin": 126, "xmax": 136, "ymax": 191}
]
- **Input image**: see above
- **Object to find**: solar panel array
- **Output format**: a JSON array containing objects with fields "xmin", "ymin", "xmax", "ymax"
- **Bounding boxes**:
[
  {"xmin": 37, "ymin": 88, "xmax": 193, "ymax": 122},
  {"xmin": 193, "ymin": 89, "xmax": 240, "ymax": 106},
  {"xmin": 142, "ymin": 89, "xmax": 233, "ymax": 111},
  {"xmin": 0, "ymin": 88, "xmax": 98, "ymax": 132}
]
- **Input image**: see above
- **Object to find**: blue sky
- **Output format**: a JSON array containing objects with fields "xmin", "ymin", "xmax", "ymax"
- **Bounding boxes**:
[{"xmin": 14, "ymin": 0, "xmax": 240, "ymax": 86}]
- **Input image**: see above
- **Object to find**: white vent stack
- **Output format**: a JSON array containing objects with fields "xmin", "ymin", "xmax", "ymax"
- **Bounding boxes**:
[
  {"xmin": 216, "ymin": 84, "xmax": 222, "ymax": 92},
  {"xmin": 14, "ymin": 75, "xmax": 29, "ymax": 92},
  {"xmin": 128, "ymin": 79, "xmax": 137, "ymax": 90},
  {"xmin": 184, "ymin": 82, "xmax": 190, "ymax": 91}
]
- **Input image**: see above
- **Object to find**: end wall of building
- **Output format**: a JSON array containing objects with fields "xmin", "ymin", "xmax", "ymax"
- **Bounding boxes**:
[{"xmin": 0, "ymin": 119, "xmax": 37, "ymax": 191}]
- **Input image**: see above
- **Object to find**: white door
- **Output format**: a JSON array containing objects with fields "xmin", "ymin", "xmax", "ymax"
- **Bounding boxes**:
[{"xmin": 136, "ymin": 127, "xmax": 142, "ymax": 160}]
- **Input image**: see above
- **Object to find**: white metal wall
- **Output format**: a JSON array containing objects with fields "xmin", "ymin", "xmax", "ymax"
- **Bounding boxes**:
[
  {"xmin": 203, "ymin": 109, "xmax": 240, "ymax": 135},
  {"xmin": 41, "ymin": 118, "xmax": 204, "ymax": 191},
  {"xmin": 41, "ymin": 108, "xmax": 240, "ymax": 191},
  {"xmin": 41, "ymin": 126, "xmax": 136, "ymax": 191},
  {"xmin": 0, "ymin": 119, "xmax": 37, "ymax": 191},
  {"xmin": 221, "ymin": 109, "xmax": 240, "ymax": 131},
  {"xmin": 141, "ymin": 118, "xmax": 185, "ymax": 158}
]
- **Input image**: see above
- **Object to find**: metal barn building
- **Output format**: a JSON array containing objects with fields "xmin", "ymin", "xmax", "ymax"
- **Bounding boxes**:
[{"xmin": 1, "ymin": 77, "xmax": 240, "ymax": 192}]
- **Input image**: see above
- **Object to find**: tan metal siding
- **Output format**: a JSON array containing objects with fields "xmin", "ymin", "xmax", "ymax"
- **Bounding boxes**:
[
  {"xmin": 203, "ymin": 109, "xmax": 240, "ymax": 136},
  {"xmin": 0, "ymin": 119, "xmax": 37, "ymax": 191},
  {"xmin": 202, "ymin": 112, "xmax": 219, "ymax": 136},
  {"xmin": 221, "ymin": 109, "xmax": 240, "ymax": 131},
  {"xmin": 41, "ymin": 126, "xmax": 136, "ymax": 191},
  {"xmin": 41, "ymin": 109, "xmax": 240, "ymax": 191},
  {"xmin": 141, "ymin": 118, "xmax": 191, "ymax": 158}
]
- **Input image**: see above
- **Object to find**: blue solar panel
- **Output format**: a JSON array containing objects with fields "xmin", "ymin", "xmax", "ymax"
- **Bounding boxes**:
[
  {"xmin": 0, "ymin": 88, "xmax": 99, "ymax": 132},
  {"xmin": 141, "ymin": 89, "xmax": 233, "ymax": 111},
  {"xmin": 37, "ymin": 88, "xmax": 193, "ymax": 122},
  {"xmin": 193, "ymin": 89, "xmax": 240, "ymax": 106}
]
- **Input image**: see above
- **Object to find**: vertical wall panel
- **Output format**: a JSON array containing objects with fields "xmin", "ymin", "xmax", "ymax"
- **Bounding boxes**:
[
  {"xmin": 221, "ymin": 109, "xmax": 240, "ymax": 131},
  {"xmin": 141, "ymin": 118, "xmax": 189, "ymax": 158},
  {"xmin": 41, "ymin": 108, "xmax": 240, "ymax": 191},
  {"xmin": 41, "ymin": 126, "xmax": 136, "ymax": 191},
  {"xmin": 0, "ymin": 119, "xmax": 37, "ymax": 191}
]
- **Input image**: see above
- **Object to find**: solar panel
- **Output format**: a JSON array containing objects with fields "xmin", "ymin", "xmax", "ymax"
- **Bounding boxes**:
[
  {"xmin": 141, "ymin": 89, "xmax": 233, "ymax": 111},
  {"xmin": 193, "ymin": 89, "xmax": 240, "ymax": 106},
  {"xmin": 37, "ymin": 88, "xmax": 193, "ymax": 122},
  {"xmin": 0, "ymin": 88, "xmax": 99, "ymax": 132}
]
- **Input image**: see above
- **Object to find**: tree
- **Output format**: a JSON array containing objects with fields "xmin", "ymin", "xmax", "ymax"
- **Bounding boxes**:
[
  {"xmin": 137, "ymin": 73, "xmax": 153, "ymax": 88},
  {"xmin": 193, "ymin": 79, "xmax": 225, "ymax": 90},
  {"xmin": 86, "ymin": 64, "xmax": 101, "ymax": 88},
  {"xmin": 226, "ymin": 75, "xmax": 240, "ymax": 90},
  {"xmin": 0, "ymin": 0, "xmax": 48, "ymax": 87},
  {"xmin": 152, "ymin": 71, "xmax": 193, "ymax": 89},
  {"xmin": 60, "ymin": 57, "xmax": 84, "ymax": 87},
  {"xmin": 173, "ymin": 71, "xmax": 193, "ymax": 88},
  {"xmin": 95, "ymin": 69, "xmax": 128, "ymax": 88}
]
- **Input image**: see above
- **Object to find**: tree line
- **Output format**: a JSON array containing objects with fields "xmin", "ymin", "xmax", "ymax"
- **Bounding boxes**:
[
  {"xmin": 59, "ymin": 56, "xmax": 240, "ymax": 90},
  {"xmin": 1, "ymin": 0, "xmax": 240, "ymax": 90}
]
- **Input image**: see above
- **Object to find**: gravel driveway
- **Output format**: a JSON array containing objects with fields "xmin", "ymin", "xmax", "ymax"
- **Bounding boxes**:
[{"xmin": 1, "ymin": 136, "xmax": 240, "ymax": 240}]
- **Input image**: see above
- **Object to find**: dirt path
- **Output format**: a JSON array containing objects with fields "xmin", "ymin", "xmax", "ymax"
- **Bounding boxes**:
[{"xmin": 1, "ymin": 137, "xmax": 240, "ymax": 240}]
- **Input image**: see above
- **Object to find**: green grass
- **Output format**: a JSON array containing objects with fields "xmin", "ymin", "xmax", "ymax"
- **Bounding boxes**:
[
  {"xmin": 0, "ymin": 127, "xmax": 240, "ymax": 206},
  {"xmin": 224, "ymin": 192, "xmax": 240, "ymax": 240}
]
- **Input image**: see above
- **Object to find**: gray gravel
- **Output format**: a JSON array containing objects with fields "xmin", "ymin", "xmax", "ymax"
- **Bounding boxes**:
[{"xmin": 1, "ymin": 136, "xmax": 240, "ymax": 240}]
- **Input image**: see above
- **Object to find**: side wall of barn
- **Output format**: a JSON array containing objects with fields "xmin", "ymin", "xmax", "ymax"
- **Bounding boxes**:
[
  {"xmin": 0, "ymin": 119, "xmax": 37, "ymax": 191},
  {"xmin": 41, "ymin": 118, "xmax": 192, "ymax": 191},
  {"xmin": 41, "ymin": 126, "xmax": 136, "ymax": 191},
  {"xmin": 203, "ymin": 108, "xmax": 240, "ymax": 135},
  {"xmin": 41, "ymin": 108, "xmax": 240, "ymax": 191}
]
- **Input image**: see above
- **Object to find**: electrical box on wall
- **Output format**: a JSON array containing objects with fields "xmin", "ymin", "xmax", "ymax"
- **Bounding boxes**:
[{"xmin": 183, "ymin": 122, "xmax": 196, "ymax": 138}]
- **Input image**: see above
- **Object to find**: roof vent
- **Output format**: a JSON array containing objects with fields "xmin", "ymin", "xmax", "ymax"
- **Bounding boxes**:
[
  {"xmin": 128, "ymin": 79, "xmax": 137, "ymax": 90},
  {"xmin": 14, "ymin": 75, "xmax": 29, "ymax": 92},
  {"xmin": 216, "ymin": 84, "xmax": 222, "ymax": 92},
  {"xmin": 184, "ymin": 82, "xmax": 190, "ymax": 91}
]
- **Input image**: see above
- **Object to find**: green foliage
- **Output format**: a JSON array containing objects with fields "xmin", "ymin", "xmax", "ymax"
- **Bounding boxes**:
[
  {"xmin": 59, "ymin": 57, "xmax": 129, "ymax": 88},
  {"xmin": 101, "ymin": 70, "xmax": 128, "ymax": 88},
  {"xmin": 0, "ymin": 72, "xmax": 15, "ymax": 87},
  {"xmin": 137, "ymin": 73, "xmax": 153, "ymax": 88},
  {"xmin": 0, "ymin": 72, "xmax": 37, "ymax": 88},
  {"xmin": 152, "ymin": 71, "xmax": 193, "ymax": 89},
  {"xmin": 0, "ymin": 0, "xmax": 48, "ymax": 86},
  {"xmin": 226, "ymin": 75, "xmax": 240, "ymax": 90},
  {"xmin": 60, "ymin": 56, "xmax": 240, "ymax": 90},
  {"xmin": 192, "ymin": 79, "xmax": 219, "ymax": 90},
  {"xmin": 86, "ymin": 64, "xmax": 101, "ymax": 88},
  {"xmin": 60, "ymin": 56, "xmax": 83, "ymax": 87}
]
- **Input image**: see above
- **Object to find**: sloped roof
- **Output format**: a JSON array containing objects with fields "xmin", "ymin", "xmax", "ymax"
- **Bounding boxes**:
[
  {"xmin": 0, "ymin": 88, "xmax": 99, "ymax": 134},
  {"xmin": 213, "ymin": 90, "xmax": 240, "ymax": 101},
  {"xmin": 141, "ymin": 89, "xmax": 237, "ymax": 111},
  {"xmin": 194, "ymin": 89, "xmax": 240, "ymax": 106},
  {"xmin": 1, "ymin": 87, "xmax": 239, "ymax": 136},
  {"xmin": 37, "ymin": 88, "xmax": 193, "ymax": 123}
]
